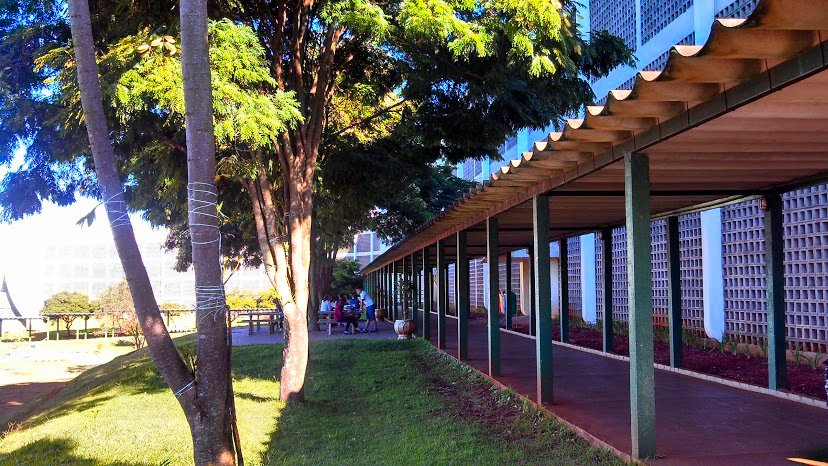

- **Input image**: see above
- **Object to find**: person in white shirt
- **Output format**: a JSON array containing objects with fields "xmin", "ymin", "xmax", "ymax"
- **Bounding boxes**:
[
  {"xmin": 356, "ymin": 287, "xmax": 377, "ymax": 332},
  {"xmin": 319, "ymin": 294, "xmax": 333, "ymax": 318}
]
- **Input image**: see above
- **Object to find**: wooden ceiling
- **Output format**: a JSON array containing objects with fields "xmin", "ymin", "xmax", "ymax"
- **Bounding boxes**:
[{"xmin": 364, "ymin": 0, "xmax": 828, "ymax": 271}]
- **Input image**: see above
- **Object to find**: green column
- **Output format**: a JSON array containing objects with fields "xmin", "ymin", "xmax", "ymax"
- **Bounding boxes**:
[
  {"xmin": 528, "ymin": 248, "xmax": 536, "ymax": 336},
  {"xmin": 423, "ymin": 247, "xmax": 432, "ymax": 340},
  {"xmin": 487, "ymin": 217, "xmax": 501, "ymax": 376},
  {"xmin": 411, "ymin": 252, "xmax": 419, "ymax": 331},
  {"xmin": 764, "ymin": 192, "xmax": 787, "ymax": 390},
  {"xmin": 437, "ymin": 239, "xmax": 447, "ymax": 349},
  {"xmin": 559, "ymin": 238, "xmax": 570, "ymax": 343},
  {"xmin": 457, "ymin": 230, "xmax": 470, "ymax": 359},
  {"xmin": 505, "ymin": 251, "xmax": 513, "ymax": 330},
  {"xmin": 601, "ymin": 228, "xmax": 614, "ymax": 353},
  {"xmin": 666, "ymin": 216, "xmax": 683, "ymax": 368},
  {"xmin": 393, "ymin": 261, "xmax": 400, "ymax": 321},
  {"xmin": 533, "ymin": 195, "xmax": 553, "ymax": 405},
  {"xmin": 625, "ymin": 152, "xmax": 656, "ymax": 459}
]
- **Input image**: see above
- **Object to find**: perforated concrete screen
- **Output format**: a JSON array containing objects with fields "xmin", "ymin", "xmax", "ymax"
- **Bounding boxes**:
[
  {"xmin": 567, "ymin": 236, "xmax": 582, "ymax": 313},
  {"xmin": 722, "ymin": 186, "xmax": 828, "ymax": 352},
  {"xmin": 641, "ymin": 0, "xmax": 693, "ymax": 44},
  {"xmin": 651, "ymin": 220, "xmax": 669, "ymax": 325},
  {"xmin": 469, "ymin": 258, "xmax": 485, "ymax": 308},
  {"xmin": 716, "ymin": 0, "xmax": 760, "ymax": 19},
  {"xmin": 679, "ymin": 213, "xmax": 705, "ymax": 331},
  {"xmin": 589, "ymin": 0, "xmax": 637, "ymax": 51},
  {"xmin": 593, "ymin": 214, "xmax": 703, "ymax": 329},
  {"xmin": 783, "ymin": 187, "xmax": 828, "ymax": 352},
  {"xmin": 722, "ymin": 199, "xmax": 767, "ymax": 345}
]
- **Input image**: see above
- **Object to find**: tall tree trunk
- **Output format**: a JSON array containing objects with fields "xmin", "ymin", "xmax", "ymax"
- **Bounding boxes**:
[
  {"xmin": 67, "ymin": 0, "xmax": 209, "ymax": 457},
  {"xmin": 280, "ymin": 176, "xmax": 312, "ymax": 401},
  {"xmin": 180, "ymin": 0, "xmax": 236, "ymax": 464}
]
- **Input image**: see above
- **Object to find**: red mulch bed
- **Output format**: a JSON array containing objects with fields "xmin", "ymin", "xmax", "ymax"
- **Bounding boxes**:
[{"xmin": 506, "ymin": 321, "xmax": 826, "ymax": 401}]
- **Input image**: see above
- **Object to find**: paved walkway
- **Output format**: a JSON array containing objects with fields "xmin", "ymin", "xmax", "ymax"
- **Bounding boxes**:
[
  {"xmin": 232, "ymin": 320, "xmax": 398, "ymax": 346},
  {"xmin": 428, "ymin": 314, "xmax": 828, "ymax": 465}
]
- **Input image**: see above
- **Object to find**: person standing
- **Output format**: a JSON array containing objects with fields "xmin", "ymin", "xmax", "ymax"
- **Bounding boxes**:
[{"xmin": 356, "ymin": 287, "xmax": 377, "ymax": 333}]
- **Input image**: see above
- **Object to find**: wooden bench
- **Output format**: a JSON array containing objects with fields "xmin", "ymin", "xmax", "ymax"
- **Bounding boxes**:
[
  {"xmin": 319, "ymin": 310, "xmax": 360, "ymax": 335},
  {"xmin": 241, "ymin": 311, "xmax": 282, "ymax": 335}
]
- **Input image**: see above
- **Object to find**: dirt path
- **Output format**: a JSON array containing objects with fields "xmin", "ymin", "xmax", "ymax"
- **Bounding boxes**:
[{"xmin": 0, "ymin": 339, "xmax": 134, "ymax": 430}]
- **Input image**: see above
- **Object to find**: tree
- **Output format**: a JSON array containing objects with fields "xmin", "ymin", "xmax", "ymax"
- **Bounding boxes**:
[
  {"xmin": 95, "ymin": 281, "xmax": 143, "ymax": 349},
  {"xmin": 65, "ymin": 0, "xmax": 236, "ymax": 463},
  {"xmin": 179, "ymin": 0, "xmax": 237, "ymax": 461},
  {"xmin": 1, "ymin": 0, "xmax": 633, "ymax": 404},
  {"xmin": 329, "ymin": 259, "xmax": 362, "ymax": 298},
  {"xmin": 41, "ymin": 291, "xmax": 95, "ymax": 333}
]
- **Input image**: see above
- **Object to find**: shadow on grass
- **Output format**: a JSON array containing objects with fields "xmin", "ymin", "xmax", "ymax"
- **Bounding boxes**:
[{"xmin": 0, "ymin": 438, "xmax": 156, "ymax": 466}]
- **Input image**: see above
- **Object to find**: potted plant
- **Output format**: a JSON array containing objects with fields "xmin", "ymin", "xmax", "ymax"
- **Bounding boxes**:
[{"xmin": 394, "ymin": 278, "xmax": 416, "ymax": 339}]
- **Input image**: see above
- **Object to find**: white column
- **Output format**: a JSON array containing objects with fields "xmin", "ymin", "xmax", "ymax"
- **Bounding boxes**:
[
  {"xmin": 580, "ymin": 233, "xmax": 597, "ymax": 324},
  {"xmin": 701, "ymin": 208, "xmax": 725, "ymax": 340},
  {"xmin": 694, "ymin": 0, "xmax": 715, "ymax": 45},
  {"xmin": 482, "ymin": 261, "xmax": 490, "ymax": 310},
  {"xmin": 518, "ymin": 259, "xmax": 531, "ymax": 316}
]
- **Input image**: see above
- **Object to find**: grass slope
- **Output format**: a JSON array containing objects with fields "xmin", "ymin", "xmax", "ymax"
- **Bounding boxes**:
[{"xmin": 1, "ymin": 339, "xmax": 621, "ymax": 465}]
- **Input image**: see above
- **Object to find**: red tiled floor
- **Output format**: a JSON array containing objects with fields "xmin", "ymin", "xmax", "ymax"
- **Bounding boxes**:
[{"xmin": 425, "ymin": 313, "xmax": 828, "ymax": 465}]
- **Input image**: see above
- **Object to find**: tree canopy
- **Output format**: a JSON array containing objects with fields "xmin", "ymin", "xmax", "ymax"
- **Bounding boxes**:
[{"xmin": 41, "ymin": 291, "xmax": 95, "ymax": 315}]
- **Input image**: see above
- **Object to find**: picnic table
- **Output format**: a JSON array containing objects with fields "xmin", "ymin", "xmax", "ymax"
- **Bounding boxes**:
[{"xmin": 238, "ymin": 308, "xmax": 282, "ymax": 335}]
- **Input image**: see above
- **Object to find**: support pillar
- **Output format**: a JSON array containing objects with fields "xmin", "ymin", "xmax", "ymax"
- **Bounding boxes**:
[
  {"xmin": 437, "ymin": 239, "xmax": 447, "ymax": 349},
  {"xmin": 559, "ymin": 238, "xmax": 570, "ymax": 343},
  {"xmin": 528, "ymin": 248, "xmax": 536, "ymax": 336},
  {"xmin": 402, "ymin": 256, "xmax": 408, "ymax": 317},
  {"xmin": 666, "ymin": 216, "xmax": 683, "ymax": 368},
  {"xmin": 411, "ymin": 252, "xmax": 418, "ymax": 333},
  {"xmin": 457, "ymin": 230, "xmax": 469, "ymax": 360},
  {"xmin": 505, "ymin": 251, "xmax": 513, "ymax": 330},
  {"xmin": 486, "ymin": 218, "xmax": 500, "ymax": 376},
  {"xmin": 601, "ymin": 228, "xmax": 614, "ymax": 353},
  {"xmin": 533, "ymin": 195, "xmax": 553, "ymax": 405},
  {"xmin": 392, "ymin": 261, "xmax": 399, "ymax": 321},
  {"xmin": 625, "ymin": 152, "xmax": 656, "ymax": 459},
  {"xmin": 423, "ymin": 247, "xmax": 432, "ymax": 340},
  {"xmin": 764, "ymin": 192, "xmax": 787, "ymax": 390}
]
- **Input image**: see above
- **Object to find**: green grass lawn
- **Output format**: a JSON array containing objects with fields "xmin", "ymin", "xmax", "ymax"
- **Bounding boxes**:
[{"xmin": 0, "ymin": 338, "xmax": 622, "ymax": 465}]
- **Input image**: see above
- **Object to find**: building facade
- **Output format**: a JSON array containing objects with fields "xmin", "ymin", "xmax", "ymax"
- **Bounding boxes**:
[{"xmin": 452, "ymin": 0, "xmax": 827, "ymax": 353}]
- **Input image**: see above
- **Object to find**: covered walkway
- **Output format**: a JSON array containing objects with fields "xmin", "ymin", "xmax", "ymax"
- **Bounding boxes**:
[
  {"xmin": 362, "ymin": 0, "xmax": 828, "ymax": 461},
  {"xmin": 432, "ymin": 314, "xmax": 828, "ymax": 465}
]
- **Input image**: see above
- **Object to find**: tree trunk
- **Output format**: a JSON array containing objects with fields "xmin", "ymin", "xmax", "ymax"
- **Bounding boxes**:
[
  {"xmin": 180, "ymin": 0, "xmax": 236, "ymax": 464},
  {"xmin": 278, "ymin": 174, "xmax": 311, "ymax": 401},
  {"xmin": 67, "ymin": 0, "xmax": 213, "ymax": 458}
]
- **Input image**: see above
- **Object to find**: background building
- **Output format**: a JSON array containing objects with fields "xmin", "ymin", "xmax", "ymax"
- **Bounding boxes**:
[
  {"xmin": 0, "ymin": 198, "xmax": 271, "ymax": 327},
  {"xmin": 448, "ymin": 0, "xmax": 827, "ymax": 353}
]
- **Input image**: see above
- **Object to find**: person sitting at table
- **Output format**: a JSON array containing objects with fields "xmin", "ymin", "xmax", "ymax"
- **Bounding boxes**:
[
  {"xmin": 333, "ymin": 293, "xmax": 359, "ymax": 334},
  {"xmin": 320, "ymin": 294, "xmax": 333, "ymax": 318}
]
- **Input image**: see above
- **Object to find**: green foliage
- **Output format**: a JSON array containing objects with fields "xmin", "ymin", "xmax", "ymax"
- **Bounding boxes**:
[
  {"xmin": 329, "ymin": 258, "xmax": 362, "ymax": 297},
  {"xmin": 225, "ymin": 289, "xmax": 258, "ymax": 309},
  {"xmin": 804, "ymin": 351, "xmax": 825, "ymax": 370},
  {"xmin": 94, "ymin": 280, "xmax": 144, "ymax": 349},
  {"xmin": 256, "ymin": 289, "xmax": 280, "ymax": 309},
  {"xmin": 41, "ymin": 291, "xmax": 95, "ymax": 315}
]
